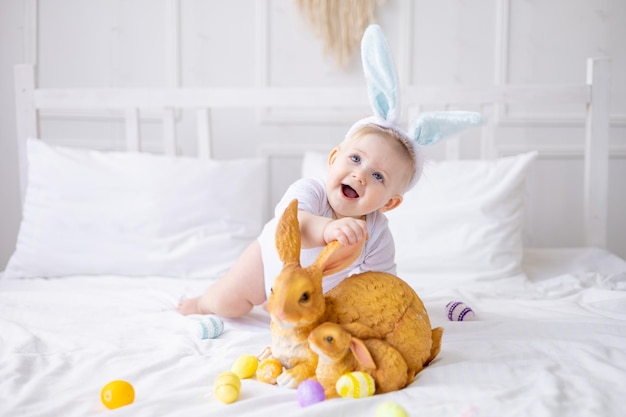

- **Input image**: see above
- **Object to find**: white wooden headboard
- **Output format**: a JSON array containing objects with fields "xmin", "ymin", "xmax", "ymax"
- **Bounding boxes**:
[{"xmin": 14, "ymin": 59, "xmax": 610, "ymax": 247}]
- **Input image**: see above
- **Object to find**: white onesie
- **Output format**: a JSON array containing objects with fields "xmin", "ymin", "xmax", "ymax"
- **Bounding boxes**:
[{"xmin": 258, "ymin": 177, "xmax": 397, "ymax": 298}]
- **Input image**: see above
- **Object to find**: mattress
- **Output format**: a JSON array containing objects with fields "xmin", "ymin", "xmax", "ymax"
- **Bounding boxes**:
[{"xmin": 1, "ymin": 248, "xmax": 625, "ymax": 417}]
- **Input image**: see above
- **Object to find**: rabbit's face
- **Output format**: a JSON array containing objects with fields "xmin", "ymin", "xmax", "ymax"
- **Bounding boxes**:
[
  {"xmin": 268, "ymin": 265, "xmax": 326, "ymax": 329},
  {"xmin": 308, "ymin": 322, "xmax": 352, "ymax": 362}
]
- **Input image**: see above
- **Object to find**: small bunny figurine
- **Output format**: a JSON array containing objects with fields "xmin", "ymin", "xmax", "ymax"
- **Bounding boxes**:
[
  {"xmin": 308, "ymin": 322, "xmax": 410, "ymax": 398},
  {"xmin": 265, "ymin": 199, "xmax": 443, "ymax": 388}
]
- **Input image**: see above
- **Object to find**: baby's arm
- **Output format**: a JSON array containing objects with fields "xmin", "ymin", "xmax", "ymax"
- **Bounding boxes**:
[{"xmin": 298, "ymin": 211, "xmax": 368, "ymax": 248}]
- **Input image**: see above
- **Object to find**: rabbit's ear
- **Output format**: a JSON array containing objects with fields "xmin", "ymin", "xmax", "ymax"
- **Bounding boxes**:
[
  {"xmin": 409, "ymin": 111, "xmax": 484, "ymax": 146},
  {"xmin": 309, "ymin": 240, "xmax": 365, "ymax": 278},
  {"xmin": 275, "ymin": 199, "xmax": 301, "ymax": 267},
  {"xmin": 349, "ymin": 337, "xmax": 376, "ymax": 370},
  {"xmin": 361, "ymin": 24, "xmax": 400, "ymax": 124}
]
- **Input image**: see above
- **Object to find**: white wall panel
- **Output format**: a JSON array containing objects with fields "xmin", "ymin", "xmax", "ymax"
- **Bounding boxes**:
[
  {"xmin": 508, "ymin": 0, "xmax": 610, "ymax": 119},
  {"xmin": 606, "ymin": 0, "xmax": 626, "ymax": 120},
  {"xmin": 38, "ymin": 1, "xmax": 115, "ymax": 87},
  {"xmin": 180, "ymin": 0, "xmax": 257, "ymax": 87},
  {"xmin": 411, "ymin": 0, "xmax": 497, "ymax": 85},
  {"xmin": 35, "ymin": 1, "xmax": 171, "ymax": 88},
  {"xmin": 1, "ymin": 0, "xmax": 625, "ymax": 267}
]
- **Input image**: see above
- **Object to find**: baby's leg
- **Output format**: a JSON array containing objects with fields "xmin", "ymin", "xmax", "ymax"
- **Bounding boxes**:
[{"xmin": 177, "ymin": 240, "xmax": 266, "ymax": 317}]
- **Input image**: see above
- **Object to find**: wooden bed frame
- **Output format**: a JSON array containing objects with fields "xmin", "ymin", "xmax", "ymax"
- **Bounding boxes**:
[{"xmin": 14, "ymin": 59, "xmax": 610, "ymax": 247}]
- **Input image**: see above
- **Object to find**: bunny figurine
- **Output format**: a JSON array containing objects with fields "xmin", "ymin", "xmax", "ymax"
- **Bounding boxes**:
[
  {"xmin": 308, "ymin": 321, "xmax": 410, "ymax": 398},
  {"xmin": 265, "ymin": 199, "xmax": 443, "ymax": 388}
]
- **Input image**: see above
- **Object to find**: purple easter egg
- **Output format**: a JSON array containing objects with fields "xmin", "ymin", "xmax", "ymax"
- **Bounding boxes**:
[{"xmin": 297, "ymin": 379, "xmax": 325, "ymax": 407}]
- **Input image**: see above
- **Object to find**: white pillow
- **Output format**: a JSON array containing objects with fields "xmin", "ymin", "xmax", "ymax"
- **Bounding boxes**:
[
  {"xmin": 301, "ymin": 150, "xmax": 537, "ymax": 282},
  {"xmin": 3, "ymin": 139, "xmax": 267, "ymax": 279}
]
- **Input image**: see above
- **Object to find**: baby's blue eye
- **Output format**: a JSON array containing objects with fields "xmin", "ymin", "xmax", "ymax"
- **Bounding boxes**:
[
  {"xmin": 373, "ymin": 172, "xmax": 384, "ymax": 182},
  {"xmin": 350, "ymin": 155, "xmax": 361, "ymax": 163}
]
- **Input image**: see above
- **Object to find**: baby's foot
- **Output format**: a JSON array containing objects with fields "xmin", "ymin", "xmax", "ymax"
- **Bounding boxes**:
[{"xmin": 177, "ymin": 297, "xmax": 203, "ymax": 315}]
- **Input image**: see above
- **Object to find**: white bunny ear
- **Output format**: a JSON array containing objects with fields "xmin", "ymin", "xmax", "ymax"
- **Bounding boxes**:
[
  {"xmin": 409, "ymin": 111, "xmax": 484, "ymax": 146},
  {"xmin": 350, "ymin": 25, "xmax": 484, "ymax": 191},
  {"xmin": 361, "ymin": 24, "xmax": 400, "ymax": 123}
]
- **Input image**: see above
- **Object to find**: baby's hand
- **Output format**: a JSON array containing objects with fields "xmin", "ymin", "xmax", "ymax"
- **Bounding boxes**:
[{"xmin": 323, "ymin": 218, "xmax": 368, "ymax": 246}]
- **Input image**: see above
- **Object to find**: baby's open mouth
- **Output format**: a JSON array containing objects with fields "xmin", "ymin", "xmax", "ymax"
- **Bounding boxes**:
[{"xmin": 342, "ymin": 184, "xmax": 359, "ymax": 199}]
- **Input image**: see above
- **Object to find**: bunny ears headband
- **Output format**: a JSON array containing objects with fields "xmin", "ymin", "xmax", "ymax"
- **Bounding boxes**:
[{"xmin": 346, "ymin": 24, "xmax": 483, "ymax": 190}]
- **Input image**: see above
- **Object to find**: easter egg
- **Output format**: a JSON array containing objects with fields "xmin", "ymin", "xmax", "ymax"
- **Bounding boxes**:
[
  {"xmin": 375, "ymin": 401, "xmax": 409, "ymax": 417},
  {"xmin": 335, "ymin": 371, "xmax": 375, "ymax": 398},
  {"xmin": 101, "ymin": 380, "xmax": 135, "ymax": 410},
  {"xmin": 214, "ymin": 371, "xmax": 241, "ymax": 404},
  {"xmin": 197, "ymin": 315, "xmax": 224, "ymax": 339},
  {"xmin": 446, "ymin": 301, "xmax": 476, "ymax": 321},
  {"xmin": 296, "ymin": 379, "xmax": 325, "ymax": 407},
  {"xmin": 231, "ymin": 354, "xmax": 259, "ymax": 379},
  {"xmin": 256, "ymin": 357, "xmax": 283, "ymax": 385}
]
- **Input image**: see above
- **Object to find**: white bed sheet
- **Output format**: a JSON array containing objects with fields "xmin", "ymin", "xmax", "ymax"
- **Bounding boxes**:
[{"xmin": 1, "ymin": 248, "xmax": 625, "ymax": 417}]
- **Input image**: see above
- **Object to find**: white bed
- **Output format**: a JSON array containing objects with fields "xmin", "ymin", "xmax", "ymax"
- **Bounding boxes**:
[{"xmin": 2, "ymin": 61, "xmax": 626, "ymax": 417}]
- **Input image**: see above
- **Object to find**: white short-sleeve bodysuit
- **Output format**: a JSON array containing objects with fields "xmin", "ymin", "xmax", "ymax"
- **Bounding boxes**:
[{"xmin": 258, "ymin": 177, "xmax": 397, "ymax": 298}]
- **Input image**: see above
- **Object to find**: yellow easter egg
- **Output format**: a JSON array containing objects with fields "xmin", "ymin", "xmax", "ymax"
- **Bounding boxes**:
[
  {"xmin": 335, "ymin": 371, "xmax": 376, "ymax": 398},
  {"xmin": 231, "ymin": 354, "xmax": 259, "ymax": 379},
  {"xmin": 256, "ymin": 357, "xmax": 283, "ymax": 385},
  {"xmin": 101, "ymin": 380, "xmax": 135, "ymax": 410},
  {"xmin": 375, "ymin": 401, "xmax": 409, "ymax": 417},
  {"xmin": 214, "ymin": 371, "xmax": 241, "ymax": 404}
]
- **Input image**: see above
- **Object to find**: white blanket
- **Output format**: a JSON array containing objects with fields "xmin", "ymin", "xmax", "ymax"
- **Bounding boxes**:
[{"xmin": 1, "ymin": 248, "xmax": 625, "ymax": 417}]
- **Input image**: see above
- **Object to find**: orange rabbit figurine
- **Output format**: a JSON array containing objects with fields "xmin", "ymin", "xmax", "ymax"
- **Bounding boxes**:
[{"xmin": 264, "ymin": 199, "xmax": 443, "ymax": 389}]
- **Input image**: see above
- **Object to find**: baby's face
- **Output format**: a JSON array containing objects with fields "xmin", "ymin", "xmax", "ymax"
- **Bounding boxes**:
[{"xmin": 325, "ymin": 132, "xmax": 412, "ymax": 219}]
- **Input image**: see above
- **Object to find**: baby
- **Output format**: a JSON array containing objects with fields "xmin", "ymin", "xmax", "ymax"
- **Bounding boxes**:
[
  {"xmin": 177, "ymin": 122, "xmax": 417, "ymax": 318},
  {"xmin": 178, "ymin": 24, "xmax": 481, "ymax": 318}
]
